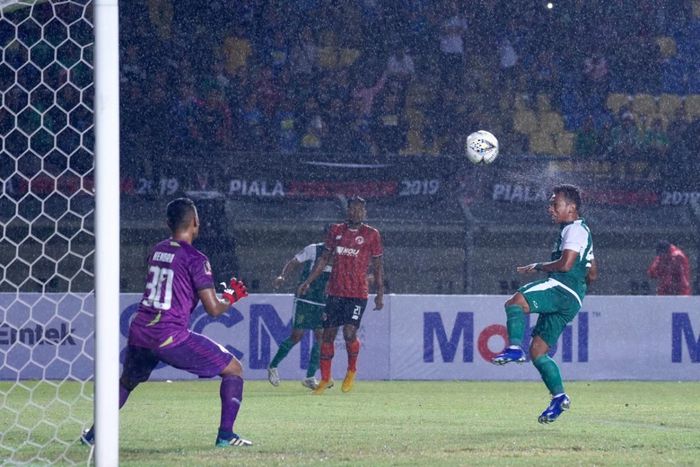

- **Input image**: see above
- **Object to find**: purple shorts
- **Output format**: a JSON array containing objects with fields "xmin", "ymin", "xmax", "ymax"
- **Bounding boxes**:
[{"xmin": 122, "ymin": 332, "xmax": 234, "ymax": 383}]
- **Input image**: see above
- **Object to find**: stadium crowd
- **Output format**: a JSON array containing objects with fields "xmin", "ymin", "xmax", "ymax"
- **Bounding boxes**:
[{"xmin": 113, "ymin": 0, "xmax": 700, "ymax": 177}]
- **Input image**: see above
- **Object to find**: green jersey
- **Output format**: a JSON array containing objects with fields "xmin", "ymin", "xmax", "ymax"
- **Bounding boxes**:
[
  {"xmin": 295, "ymin": 243, "xmax": 330, "ymax": 305},
  {"xmin": 548, "ymin": 218, "xmax": 594, "ymax": 302}
]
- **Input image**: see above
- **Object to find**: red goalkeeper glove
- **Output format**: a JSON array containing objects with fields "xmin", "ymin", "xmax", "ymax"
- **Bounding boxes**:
[{"xmin": 220, "ymin": 278, "xmax": 248, "ymax": 305}]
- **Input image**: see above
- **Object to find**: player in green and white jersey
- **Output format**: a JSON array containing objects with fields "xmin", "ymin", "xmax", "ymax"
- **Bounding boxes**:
[
  {"xmin": 493, "ymin": 184, "xmax": 598, "ymax": 424},
  {"xmin": 268, "ymin": 240, "xmax": 331, "ymax": 389}
]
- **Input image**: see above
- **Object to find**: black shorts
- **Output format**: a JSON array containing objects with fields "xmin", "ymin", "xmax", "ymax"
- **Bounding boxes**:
[{"xmin": 323, "ymin": 296, "xmax": 368, "ymax": 328}]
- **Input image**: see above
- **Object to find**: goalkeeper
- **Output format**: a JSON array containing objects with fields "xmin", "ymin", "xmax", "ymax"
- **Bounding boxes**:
[
  {"xmin": 81, "ymin": 198, "xmax": 252, "ymax": 448},
  {"xmin": 267, "ymin": 230, "xmax": 331, "ymax": 390}
]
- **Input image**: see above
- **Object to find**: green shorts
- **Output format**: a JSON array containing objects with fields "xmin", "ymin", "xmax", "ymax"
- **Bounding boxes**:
[
  {"xmin": 519, "ymin": 278, "xmax": 581, "ymax": 347},
  {"xmin": 292, "ymin": 297, "xmax": 325, "ymax": 330}
]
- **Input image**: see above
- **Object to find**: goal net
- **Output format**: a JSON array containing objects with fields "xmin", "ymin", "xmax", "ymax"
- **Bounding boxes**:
[{"xmin": 0, "ymin": 0, "xmax": 97, "ymax": 463}]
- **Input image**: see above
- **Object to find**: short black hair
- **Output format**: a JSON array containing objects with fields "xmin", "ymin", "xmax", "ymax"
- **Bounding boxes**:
[
  {"xmin": 348, "ymin": 196, "xmax": 366, "ymax": 207},
  {"xmin": 552, "ymin": 184, "xmax": 582, "ymax": 211},
  {"xmin": 166, "ymin": 197, "xmax": 196, "ymax": 232},
  {"xmin": 656, "ymin": 240, "xmax": 671, "ymax": 255}
]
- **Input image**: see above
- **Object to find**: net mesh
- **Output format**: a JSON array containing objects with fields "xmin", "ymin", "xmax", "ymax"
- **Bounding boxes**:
[{"xmin": 0, "ymin": 0, "xmax": 95, "ymax": 464}]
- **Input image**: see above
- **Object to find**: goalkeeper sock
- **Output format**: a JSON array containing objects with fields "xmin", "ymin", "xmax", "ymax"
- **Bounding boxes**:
[
  {"xmin": 532, "ymin": 355, "xmax": 565, "ymax": 396},
  {"xmin": 218, "ymin": 375, "xmax": 243, "ymax": 434},
  {"xmin": 306, "ymin": 340, "xmax": 320, "ymax": 378},
  {"xmin": 505, "ymin": 305, "xmax": 526, "ymax": 347},
  {"xmin": 269, "ymin": 338, "xmax": 296, "ymax": 368},
  {"xmin": 319, "ymin": 342, "xmax": 334, "ymax": 382},
  {"xmin": 346, "ymin": 338, "xmax": 360, "ymax": 372}
]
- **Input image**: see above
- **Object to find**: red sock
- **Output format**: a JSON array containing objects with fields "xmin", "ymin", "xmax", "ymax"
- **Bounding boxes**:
[
  {"xmin": 320, "ymin": 342, "xmax": 334, "ymax": 381},
  {"xmin": 346, "ymin": 338, "xmax": 360, "ymax": 372}
]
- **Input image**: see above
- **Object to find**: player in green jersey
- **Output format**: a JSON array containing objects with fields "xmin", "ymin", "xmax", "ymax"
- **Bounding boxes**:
[
  {"xmin": 493, "ymin": 184, "xmax": 598, "ymax": 423},
  {"xmin": 268, "ymin": 239, "xmax": 331, "ymax": 389}
]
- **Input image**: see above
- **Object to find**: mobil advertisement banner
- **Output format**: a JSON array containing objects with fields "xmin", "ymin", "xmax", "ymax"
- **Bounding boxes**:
[
  {"xmin": 1, "ymin": 294, "xmax": 699, "ymax": 381},
  {"xmin": 392, "ymin": 295, "xmax": 700, "ymax": 381}
]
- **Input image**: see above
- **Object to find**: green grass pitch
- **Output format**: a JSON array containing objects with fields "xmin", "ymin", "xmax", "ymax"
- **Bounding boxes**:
[{"xmin": 2, "ymin": 380, "xmax": 699, "ymax": 465}]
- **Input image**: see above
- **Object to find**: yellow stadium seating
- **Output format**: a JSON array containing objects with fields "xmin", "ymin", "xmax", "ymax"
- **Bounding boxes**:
[
  {"xmin": 400, "ymin": 109, "xmax": 426, "ymax": 155},
  {"xmin": 554, "ymin": 132, "xmax": 575, "ymax": 155},
  {"xmin": 606, "ymin": 93, "xmax": 630, "ymax": 114},
  {"xmin": 684, "ymin": 95, "xmax": 700, "ymax": 120},
  {"xmin": 656, "ymin": 36, "xmax": 677, "ymax": 58},
  {"xmin": 631, "ymin": 94, "xmax": 657, "ymax": 116},
  {"xmin": 529, "ymin": 132, "xmax": 557, "ymax": 154},
  {"xmin": 538, "ymin": 112, "xmax": 565, "ymax": 134},
  {"xmin": 657, "ymin": 94, "xmax": 682, "ymax": 117},
  {"xmin": 514, "ymin": 93, "xmax": 534, "ymax": 111},
  {"xmin": 499, "ymin": 92, "xmax": 515, "ymax": 113},
  {"xmin": 536, "ymin": 93, "xmax": 552, "ymax": 112},
  {"xmin": 513, "ymin": 110, "xmax": 537, "ymax": 135}
]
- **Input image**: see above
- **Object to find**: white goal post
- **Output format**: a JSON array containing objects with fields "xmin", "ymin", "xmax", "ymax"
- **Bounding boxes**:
[
  {"xmin": 94, "ymin": 0, "xmax": 120, "ymax": 465},
  {"xmin": 0, "ymin": 0, "xmax": 120, "ymax": 464}
]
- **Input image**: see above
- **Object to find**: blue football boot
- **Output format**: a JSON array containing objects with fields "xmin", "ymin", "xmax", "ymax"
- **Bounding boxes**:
[
  {"xmin": 538, "ymin": 393, "xmax": 571, "ymax": 424},
  {"xmin": 492, "ymin": 346, "xmax": 526, "ymax": 365}
]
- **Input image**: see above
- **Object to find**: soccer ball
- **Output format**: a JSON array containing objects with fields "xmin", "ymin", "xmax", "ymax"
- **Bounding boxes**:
[{"xmin": 465, "ymin": 130, "xmax": 499, "ymax": 165}]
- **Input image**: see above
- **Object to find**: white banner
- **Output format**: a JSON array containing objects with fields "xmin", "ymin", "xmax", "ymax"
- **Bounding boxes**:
[
  {"xmin": 1, "ymin": 294, "xmax": 699, "ymax": 381},
  {"xmin": 390, "ymin": 295, "xmax": 700, "ymax": 381}
]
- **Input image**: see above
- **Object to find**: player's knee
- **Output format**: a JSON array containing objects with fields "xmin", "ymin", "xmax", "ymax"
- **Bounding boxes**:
[
  {"xmin": 220, "ymin": 357, "xmax": 243, "ymax": 377},
  {"xmin": 529, "ymin": 337, "xmax": 548, "ymax": 360},
  {"xmin": 289, "ymin": 330, "xmax": 303, "ymax": 344},
  {"xmin": 505, "ymin": 293, "xmax": 529, "ymax": 313}
]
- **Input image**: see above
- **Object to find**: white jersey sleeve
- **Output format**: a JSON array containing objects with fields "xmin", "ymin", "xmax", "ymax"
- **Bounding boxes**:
[
  {"xmin": 561, "ymin": 223, "xmax": 589, "ymax": 256},
  {"xmin": 294, "ymin": 243, "xmax": 318, "ymax": 264}
]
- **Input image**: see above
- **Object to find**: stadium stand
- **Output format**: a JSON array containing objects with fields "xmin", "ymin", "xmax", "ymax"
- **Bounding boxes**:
[{"xmin": 8, "ymin": 0, "xmax": 698, "ymax": 295}]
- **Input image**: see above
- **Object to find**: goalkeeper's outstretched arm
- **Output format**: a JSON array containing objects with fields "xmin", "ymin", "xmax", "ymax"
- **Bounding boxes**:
[
  {"xmin": 199, "ymin": 278, "xmax": 249, "ymax": 317},
  {"xmin": 199, "ymin": 288, "xmax": 232, "ymax": 317}
]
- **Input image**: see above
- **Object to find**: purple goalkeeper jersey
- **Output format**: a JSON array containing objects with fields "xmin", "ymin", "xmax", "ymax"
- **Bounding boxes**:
[{"xmin": 128, "ymin": 239, "xmax": 215, "ymax": 349}]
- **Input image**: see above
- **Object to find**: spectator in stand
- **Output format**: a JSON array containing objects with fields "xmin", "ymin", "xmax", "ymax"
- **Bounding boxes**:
[
  {"xmin": 402, "ymin": 7, "xmax": 432, "ymax": 57},
  {"xmin": 238, "ymin": 93, "xmax": 267, "ymax": 152},
  {"xmin": 385, "ymin": 44, "xmax": 415, "ymax": 107},
  {"xmin": 222, "ymin": 23, "xmax": 252, "ymax": 79},
  {"xmin": 265, "ymin": 30, "xmax": 291, "ymax": 75},
  {"xmin": 324, "ymin": 97, "xmax": 353, "ymax": 154},
  {"xmin": 386, "ymin": 44, "xmax": 415, "ymax": 83},
  {"xmin": 121, "ymin": 44, "xmax": 147, "ymax": 87},
  {"xmin": 330, "ymin": 68, "xmax": 353, "ymax": 104},
  {"xmin": 497, "ymin": 29, "xmax": 520, "ymax": 91},
  {"xmin": 642, "ymin": 117, "xmax": 670, "ymax": 162},
  {"xmin": 194, "ymin": 89, "xmax": 234, "ymax": 152},
  {"xmin": 373, "ymin": 92, "xmax": 407, "ymax": 155},
  {"xmin": 252, "ymin": 66, "xmax": 282, "ymax": 120},
  {"xmin": 290, "ymin": 25, "xmax": 319, "ymax": 78},
  {"xmin": 273, "ymin": 98, "xmax": 299, "ymax": 155},
  {"xmin": 352, "ymin": 69, "xmax": 388, "ymax": 119},
  {"xmin": 170, "ymin": 81, "xmax": 204, "ymax": 153},
  {"xmin": 608, "ymin": 111, "xmax": 644, "ymax": 161},
  {"xmin": 574, "ymin": 115, "xmax": 600, "ymax": 158},
  {"xmin": 664, "ymin": 107, "xmax": 692, "ymax": 188},
  {"xmin": 300, "ymin": 97, "xmax": 327, "ymax": 153},
  {"xmin": 437, "ymin": 0, "xmax": 469, "ymax": 88},
  {"xmin": 529, "ymin": 50, "xmax": 560, "ymax": 98},
  {"xmin": 581, "ymin": 48, "xmax": 610, "ymax": 102},
  {"xmin": 647, "ymin": 240, "xmax": 691, "ymax": 295}
]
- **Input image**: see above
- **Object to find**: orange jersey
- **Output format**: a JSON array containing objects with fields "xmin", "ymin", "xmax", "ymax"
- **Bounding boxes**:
[{"xmin": 325, "ymin": 222, "xmax": 383, "ymax": 299}]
